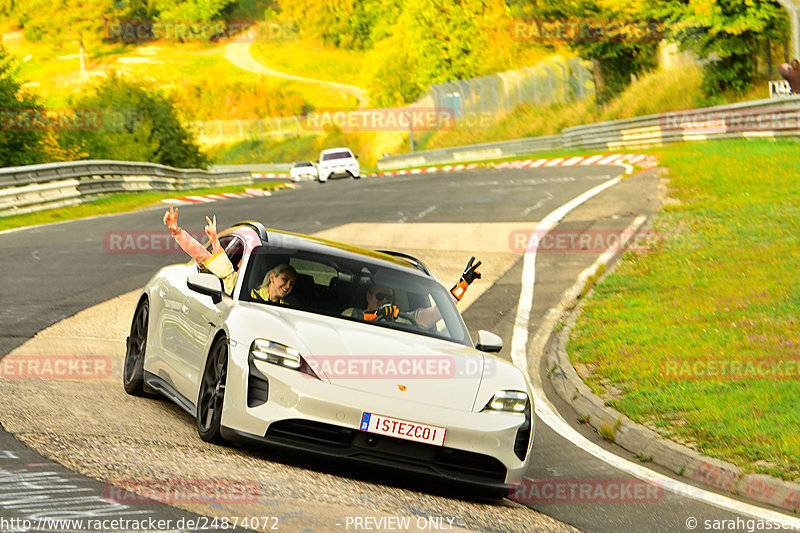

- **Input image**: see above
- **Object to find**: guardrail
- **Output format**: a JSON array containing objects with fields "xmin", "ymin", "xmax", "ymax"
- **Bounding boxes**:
[
  {"xmin": 378, "ymin": 95, "xmax": 800, "ymax": 169},
  {"xmin": 0, "ymin": 160, "xmax": 254, "ymax": 217},
  {"xmin": 4, "ymin": 96, "xmax": 800, "ymax": 217}
]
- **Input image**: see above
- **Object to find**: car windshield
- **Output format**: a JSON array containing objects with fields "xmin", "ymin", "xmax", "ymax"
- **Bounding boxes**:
[
  {"xmin": 240, "ymin": 245, "xmax": 470, "ymax": 346},
  {"xmin": 321, "ymin": 151, "xmax": 353, "ymax": 161},
  {"xmin": 293, "ymin": 161, "xmax": 314, "ymax": 167}
]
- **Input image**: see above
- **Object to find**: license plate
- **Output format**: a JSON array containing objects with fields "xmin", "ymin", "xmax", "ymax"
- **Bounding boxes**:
[{"xmin": 359, "ymin": 412, "xmax": 446, "ymax": 446}]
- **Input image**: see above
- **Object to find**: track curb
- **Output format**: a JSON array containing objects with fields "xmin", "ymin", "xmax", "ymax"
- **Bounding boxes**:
[{"xmin": 538, "ymin": 200, "xmax": 800, "ymax": 515}]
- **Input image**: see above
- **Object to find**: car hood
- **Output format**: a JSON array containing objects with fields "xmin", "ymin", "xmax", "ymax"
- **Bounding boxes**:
[{"xmin": 262, "ymin": 308, "xmax": 485, "ymax": 411}]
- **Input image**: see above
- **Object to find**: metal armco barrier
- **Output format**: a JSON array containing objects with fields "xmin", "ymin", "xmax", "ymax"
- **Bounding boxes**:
[
  {"xmin": 378, "ymin": 95, "xmax": 800, "ymax": 170},
  {"xmin": 0, "ymin": 160, "xmax": 253, "ymax": 217}
]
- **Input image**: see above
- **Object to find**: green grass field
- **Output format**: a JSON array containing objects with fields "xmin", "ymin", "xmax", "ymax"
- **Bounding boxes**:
[
  {"xmin": 568, "ymin": 139, "xmax": 800, "ymax": 480},
  {"xmin": 250, "ymin": 40, "xmax": 367, "ymax": 87}
]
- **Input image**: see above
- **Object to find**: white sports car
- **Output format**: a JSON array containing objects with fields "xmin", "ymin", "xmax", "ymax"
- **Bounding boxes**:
[{"xmin": 124, "ymin": 222, "xmax": 534, "ymax": 492}]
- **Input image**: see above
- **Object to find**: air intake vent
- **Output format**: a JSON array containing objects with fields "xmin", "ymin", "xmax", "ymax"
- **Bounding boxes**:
[{"xmin": 514, "ymin": 401, "xmax": 532, "ymax": 461}]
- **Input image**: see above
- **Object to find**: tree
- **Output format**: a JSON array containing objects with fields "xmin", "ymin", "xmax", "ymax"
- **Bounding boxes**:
[
  {"xmin": 650, "ymin": 0, "xmax": 789, "ymax": 96},
  {"xmin": 9, "ymin": 0, "xmax": 122, "ymax": 77},
  {"xmin": 58, "ymin": 74, "xmax": 208, "ymax": 168},
  {"xmin": 515, "ymin": 0, "xmax": 661, "ymax": 103},
  {"xmin": 153, "ymin": 0, "xmax": 236, "ymax": 22},
  {"xmin": 0, "ymin": 42, "xmax": 50, "ymax": 167},
  {"xmin": 366, "ymin": 0, "xmax": 518, "ymax": 105}
]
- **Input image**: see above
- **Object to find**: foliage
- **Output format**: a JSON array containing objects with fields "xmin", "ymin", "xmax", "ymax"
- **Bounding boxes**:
[
  {"xmin": 649, "ymin": 0, "xmax": 789, "ymax": 96},
  {"xmin": 276, "ymin": 0, "xmax": 402, "ymax": 50},
  {"xmin": 0, "ymin": 42, "xmax": 50, "ymax": 167},
  {"xmin": 516, "ymin": 0, "xmax": 660, "ymax": 103},
  {"xmin": 169, "ymin": 77, "xmax": 309, "ymax": 121},
  {"xmin": 364, "ymin": 0, "xmax": 519, "ymax": 105},
  {"xmin": 10, "ymin": 0, "xmax": 118, "ymax": 48},
  {"xmin": 153, "ymin": 0, "xmax": 237, "ymax": 22},
  {"xmin": 58, "ymin": 73, "xmax": 208, "ymax": 168}
]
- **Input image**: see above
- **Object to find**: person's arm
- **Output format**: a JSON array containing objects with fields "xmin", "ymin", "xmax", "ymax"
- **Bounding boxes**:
[
  {"xmin": 450, "ymin": 257, "xmax": 481, "ymax": 302},
  {"xmin": 164, "ymin": 203, "xmax": 211, "ymax": 265},
  {"xmin": 414, "ymin": 257, "xmax": 484, "ymax": 328}
]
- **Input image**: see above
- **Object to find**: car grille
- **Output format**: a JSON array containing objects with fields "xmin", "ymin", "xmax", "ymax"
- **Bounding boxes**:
[{"xmin": 266, "ymin": 419, "xmax": 507, "ymax": 483}]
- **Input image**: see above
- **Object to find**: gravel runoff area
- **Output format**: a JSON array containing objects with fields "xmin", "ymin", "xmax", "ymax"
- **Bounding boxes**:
[{"xmin": 0, "ymin": 222, "xmax": 578, "ymax": 533}]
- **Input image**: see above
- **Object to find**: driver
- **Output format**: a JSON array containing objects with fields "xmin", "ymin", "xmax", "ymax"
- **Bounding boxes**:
[{"xmin": 342, "ymin": 257, "xmax": 482, "ymax": 328}]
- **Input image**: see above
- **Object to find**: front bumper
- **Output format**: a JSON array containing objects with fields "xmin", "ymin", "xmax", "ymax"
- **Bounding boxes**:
[{"xmin": 221, "ymin": 351, "xmax": 533, "ymax": 486}]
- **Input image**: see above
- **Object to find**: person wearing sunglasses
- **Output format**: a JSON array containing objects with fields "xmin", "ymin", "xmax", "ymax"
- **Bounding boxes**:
[{"xmin": 342, "ymin": 257, "xmax": 482, "ymax": 327}]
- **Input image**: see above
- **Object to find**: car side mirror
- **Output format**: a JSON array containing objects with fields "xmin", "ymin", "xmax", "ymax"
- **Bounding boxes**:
[
  {"xmin": 187, "ymin": 272, "xmax": 223, "ymax": 304},
  {"xmin": 476, "ymin": 330, "xmax": 503, "ymax": 353}
]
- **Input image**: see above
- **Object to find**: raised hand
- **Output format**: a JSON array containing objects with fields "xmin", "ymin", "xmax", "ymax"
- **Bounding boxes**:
[
  {"xmin": 163, "ymin": 203, "xmax": 180, "ymax": 236},
  {"xmin": 451, "ymin": 256, "xmax": 482, "ymax": 301},
  {"xmin": 205, "ymin": 215, "xmax": 222, "ymax": 254}
]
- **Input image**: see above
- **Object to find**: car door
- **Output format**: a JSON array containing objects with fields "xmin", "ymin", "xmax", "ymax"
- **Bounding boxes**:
[
  {"xmin": 179, "ymin": 235, "xmax": 244, "ymax": 402},
  {"xmin": 150, "ymin": 261, "xmax": 196, "ymax": 386}
]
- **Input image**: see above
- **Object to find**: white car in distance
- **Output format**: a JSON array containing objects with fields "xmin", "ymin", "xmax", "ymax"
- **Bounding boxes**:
[
  {"xmin": 317, "ymin": 147, "xmax": 360, "ymax": 182},
  {"xmin": 290, "ymin": 161, "xmax": 318, "ymax": 182}
]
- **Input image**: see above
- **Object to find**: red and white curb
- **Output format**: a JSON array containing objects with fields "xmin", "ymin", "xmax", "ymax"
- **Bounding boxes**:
[
  {"xmin": 364, "ymin": 163, "xmax": 480, "ymax": 178},
  {"xmin": 251, "ymin": 173, "xmax": 291, "ymax": 178},
  {"xmin": 492, "ymin": 153, "xmax": 658, "ymax": 170},
  {"xmin": 161, "ymin": 184, "xmax": 298, "ymax": 206}
]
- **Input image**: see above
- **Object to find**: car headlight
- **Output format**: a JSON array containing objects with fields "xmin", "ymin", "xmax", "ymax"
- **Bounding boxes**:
[
  {"xmin": 482, "ymin": 391, "xmax": 529, "ymax": 412},
  {"xmin": 249, "ymin": 339, "xmax": 320, "ymax": 379},
  {"xmin": 250, "ymin": 339, "xmax": 301, "ymax": 368}
]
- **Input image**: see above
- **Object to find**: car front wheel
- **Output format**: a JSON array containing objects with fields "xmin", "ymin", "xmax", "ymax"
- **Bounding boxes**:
[
  {"xmin": 123, "ymin": 298, "xmax": 149, "ymax": 396},
  {"xmin": 197, "ymin": 336, "xmax": 228, "ymax": 443}
]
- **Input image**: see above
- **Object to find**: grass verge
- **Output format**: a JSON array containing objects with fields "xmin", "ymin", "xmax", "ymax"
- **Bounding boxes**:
[
  {"xmin": 568, "ymin": 139, "xmax": 800, "ymax": 480},
  {"xmin": 0, "ymin": 181, "xmax": 287, "ymax": 232}
]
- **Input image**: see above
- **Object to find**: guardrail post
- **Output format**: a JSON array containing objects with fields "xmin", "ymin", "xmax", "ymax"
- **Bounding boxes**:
[
  {"xmin": 236, "ymin": 119, "xmax": 244, "ymax": 141},
  {"xmin": 524, "ymin": 67, "xmax": 537, "ymax": 105},
  {"xmin": 275, "ymin": 117, "xmax": 282, "ymax": 136},
  {"xmin": 573, "ymin": 58, "xmax": 586, "ymax": 98},
  {"xmin": 555, "ymin": 62, "xmax": 569, "ymax": 102},
  {"xmin": 498, "ymin": 72, "xmax": 511, "ymax": 111},
  {"xmin": 217, "ymin": 120, "xmax": 223, "ymax": 144},
  {"xmin": 459, "ymin": 80, "xmax": 470, "ymax": 116},
  {"xmin": 543, "ymin": 66, "xmax": 555, "ymax": 105}
]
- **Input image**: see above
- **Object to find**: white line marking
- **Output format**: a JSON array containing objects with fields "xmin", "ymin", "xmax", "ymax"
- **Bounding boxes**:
[
  {"xmin": 511, "ymin": 178, "xmax": 800, "ymax": 526},
  {"xmin": 417, "ymin": 205, "xmax": 437, "ymax": 219},
  {"xmin": 522, "ymin": 191, "xmax": 553, "ymax": 216}
]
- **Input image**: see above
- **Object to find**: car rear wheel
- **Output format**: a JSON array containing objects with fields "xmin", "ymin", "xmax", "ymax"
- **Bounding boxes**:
[
  {"xmin": 123, "ymin": 298, "xmax": 148, "ymax": 396},
  {"xmin": 197, "ymin": 336, "xmax": 228, "ymax": 443}
]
